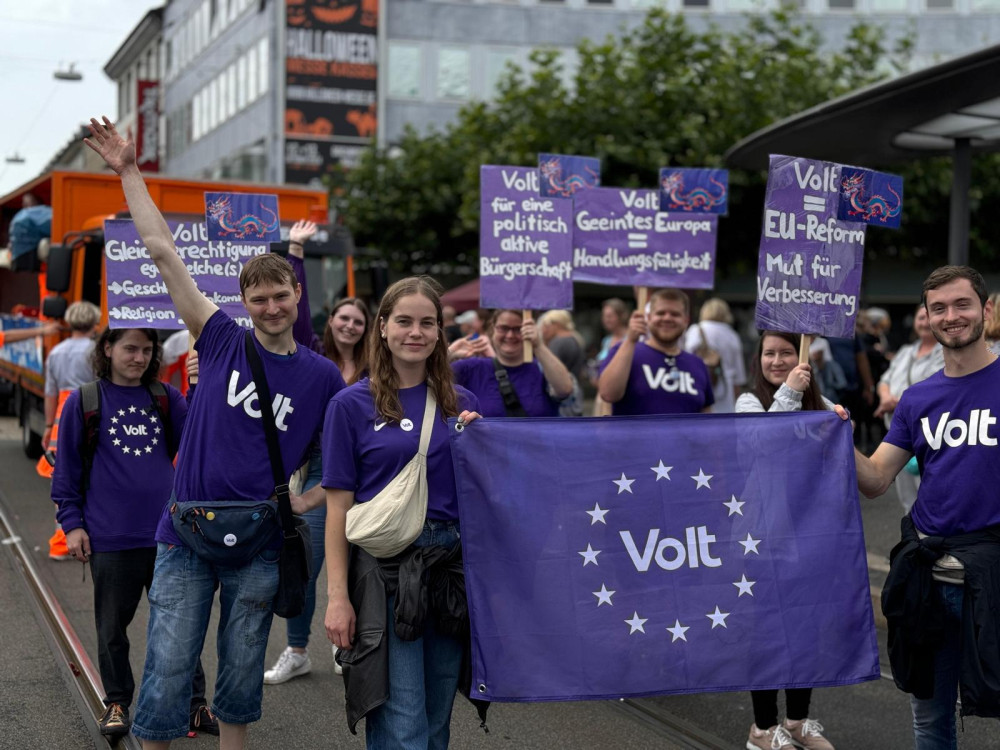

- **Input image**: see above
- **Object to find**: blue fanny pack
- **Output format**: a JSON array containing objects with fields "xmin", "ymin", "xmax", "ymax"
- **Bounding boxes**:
[{"xmin": 169, "ymin": 500, "xmax": 280, "ymax": 566}]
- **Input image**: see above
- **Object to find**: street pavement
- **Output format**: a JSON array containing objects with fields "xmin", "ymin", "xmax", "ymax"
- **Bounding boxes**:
[{"xmin": 1, "ymin": 415, "xmax": 999, "ymax": 749}]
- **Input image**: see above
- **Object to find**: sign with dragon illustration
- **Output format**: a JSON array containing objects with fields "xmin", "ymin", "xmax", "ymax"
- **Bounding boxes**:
[
  {"xmin": 755, "ymin": 155, "xmax": 870, "ymax": 340},
  {"xmin": 479, "ymin": 165, "xmax": 574, "ymax": 310},
  {"xmin": 284, "ymin": 0, "xmax": 378, "ymax": 184},
  {"xmin": 104, "ymin": 219, "xmax": 269, "ymax": 329},
  {"xmin": 204, "ymin": 193, "xmax": 281, "ymax": 243},
  {"xmin": 836, "ymin": 167, "xmax": 903, "ymax": 229},
  {"xmin": 658, "ymin": 168, "xmax": 728, "ymax": 215},
  {"xmin": 537, "ymin": 154, "xmax": 601, "ymax": 198},
  {"xmin": 572, "ymin": 188, "xmax": 718, "ymax": 289}
]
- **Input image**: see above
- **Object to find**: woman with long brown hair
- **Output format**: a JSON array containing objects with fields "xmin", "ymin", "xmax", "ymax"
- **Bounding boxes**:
[
  {"xmin": 737, "ymin": 330, "xmax": 836, "ymax": 750},
  {"xmin": 323, "ymin": 276, "xmax": 481, "ymax": 747}
]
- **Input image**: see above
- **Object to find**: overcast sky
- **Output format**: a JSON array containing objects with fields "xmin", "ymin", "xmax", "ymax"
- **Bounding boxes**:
[{"xmin": 0, "ymin": 1, "xmax": 162, "ymax": 197}]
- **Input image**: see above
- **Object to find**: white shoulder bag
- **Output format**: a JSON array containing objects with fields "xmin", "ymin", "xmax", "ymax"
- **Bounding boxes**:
[{"xmin": 345, "ymin": 390, "xmax": 436, "ymax": 558}]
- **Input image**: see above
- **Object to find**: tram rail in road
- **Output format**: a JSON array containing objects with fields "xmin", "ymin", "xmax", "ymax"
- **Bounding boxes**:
[{"xmin": 0, "ymin": 491, "xmax": 141, "ymax": 750}]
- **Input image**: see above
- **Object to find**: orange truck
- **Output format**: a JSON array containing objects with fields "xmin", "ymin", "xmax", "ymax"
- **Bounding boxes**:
[{"xmin": 0, "ymin": 169, "xmax": 330, "ymax": 457}]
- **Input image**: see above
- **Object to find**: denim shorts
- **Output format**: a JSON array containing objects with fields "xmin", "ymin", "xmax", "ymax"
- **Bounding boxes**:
[{"xmin": 131, "ymin": 543, "xmax": 279, "ymax": 741}]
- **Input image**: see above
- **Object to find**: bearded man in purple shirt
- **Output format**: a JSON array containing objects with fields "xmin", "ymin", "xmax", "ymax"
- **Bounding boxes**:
[
  {"xmin": 85, "ymin": 116, "xmax": 344, "ymax": 749},
  {"xmin": 598, "ymin": 287, "xmax": 714, "ymax": 416},
  {"xmin": 852, "ymin": 266, "xmax": 1000, "ymax": 749}
]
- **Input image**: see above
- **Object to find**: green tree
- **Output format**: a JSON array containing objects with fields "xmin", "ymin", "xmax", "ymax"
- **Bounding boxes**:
[{"xmin": 341, "ymin": 6, "xmax": 912, "ymax": 273}]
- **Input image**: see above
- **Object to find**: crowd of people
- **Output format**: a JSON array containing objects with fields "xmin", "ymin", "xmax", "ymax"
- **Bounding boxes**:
[{"xmin": 2, "ymin": 116, "xmax": 988, "ymax": 750}]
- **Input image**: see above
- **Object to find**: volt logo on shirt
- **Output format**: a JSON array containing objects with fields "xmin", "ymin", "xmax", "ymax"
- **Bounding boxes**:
[
  {"xmin": 921, "ymin": 409, "xmax": 998, "ymax": 449},
  {"xmin": 641, "ymin": 365, "xmax": 699, "ymax": 396},
  {"xmin": 226, "ymin": 370, "xmax": 294, "ymax": 431}
]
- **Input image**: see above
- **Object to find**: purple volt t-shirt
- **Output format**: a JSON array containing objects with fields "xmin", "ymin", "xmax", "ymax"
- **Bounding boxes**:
[
  {"xmin": 156, "ymin": 310, "xmax": 345, "ymax": 545},
  {"xmin": 451, "ymin": 358, "xmax": 558, "ymax": 418},
  {"xmin": 884, "ymin": 358, "xmax": 1000, "ymax": 536},
  {"xmin": 52, "ymin": 380, "xmax": 188, "ymax": 552},
  {"xmin": 322, "ymin": 379, "xmax": 479, "ymax": 521},
  {"xmin": 599, "ymin": 341, "xmax": 714, "ymax": 416}
]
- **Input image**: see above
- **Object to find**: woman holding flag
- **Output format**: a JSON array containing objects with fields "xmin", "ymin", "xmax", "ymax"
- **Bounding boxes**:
[
  {"xmin": 736, "ymin": 330, "xmax": 837, "ymax": 750},
  {"xmin": 450, "ymin": 309, "xmax": 573, "ymax": 417}
]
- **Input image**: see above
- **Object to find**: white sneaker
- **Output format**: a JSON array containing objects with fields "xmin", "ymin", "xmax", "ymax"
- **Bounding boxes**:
[
  {"xmin": 332, "ymin": 645, "xmax": 343, "ymax": 675},
  {"xmin": 263, "ymin": 647, "xmax": 311, "ymax": 685}
]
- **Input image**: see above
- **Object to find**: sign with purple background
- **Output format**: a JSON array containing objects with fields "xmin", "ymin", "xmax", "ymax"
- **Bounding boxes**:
[
  {"xmin": 537, "ymin": 153, "xmax": 601, "ymax": 198},
  {"xmin": 837, "ymin": 167, "xmax": 904, "ymax": 229},
  {"xmin": 204, "ymin": 192, "xmax": 281, "ymax": 242},
  {"xmin": 573, "ymin": 188, "xmax": 717, "ymax": 289},
  {"xmin": 480, "ymin": 166, "xmax": 574, "ymax": 310},
  {"xmin": 105, "ymin": 219, "xmax": 269, "ymax": 329},
  {"xmin": 756, "ymin": 155, "xmax": 866, "ymax": 339},
  {"xmin": 659, "ymin": 168, "xmax": 729, "ymax": 215}
]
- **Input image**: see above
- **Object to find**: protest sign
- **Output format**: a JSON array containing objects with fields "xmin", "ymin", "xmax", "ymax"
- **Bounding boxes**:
[
  {"xmin": 837, "ymin": 167, "xmax": 904, "ymax": 229},
  {"xmin": 204, "ymin": 192, "xmax": 281, "ymax": 243},
  {"xmin": 755, "ymin": 155, "xmax": 866, "ymax": 340},
  {"xmin": 451, "ymin": 412, "xmax": 878, "ymax": 701},
  {"xmin": 479, "ymin": 166, "xmax": 574, "ymax": 310},
  {"xmin": 0, "ymin": 315, "xmax": 44, "ymax": 375},
  {"xmin": 105, "ymin": 219, "xmax": 268, "ymax": 329},
  {"xmin": 658, "ymin": 168, "xmax": 729, "ymax": 215},
  {"xmin": 573, "ymin": 188, "xmax": 717, "ymax": 289},
  {"xmin": 537, "ymin": 153, "xmax": 601, "ymax": 198}
]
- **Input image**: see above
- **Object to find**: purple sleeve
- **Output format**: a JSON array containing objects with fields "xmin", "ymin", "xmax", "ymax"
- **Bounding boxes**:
[
  {"xmin": 321, "ymin": 396, "xmax": 358, "ymax": 491},
  {"xmin": 166, "ymin": 383, "xmax": 189, "ymax": 450},
  {"xmin": 286, "ymin": 254, "xmax": 325, "ymax": 355},
  {"xmin": 884, "ymin": 391, "xmax": 914, "ymax": 452},
  {"xmin": 52, "ymin": 390, "xmax": 86, "ymax": 533}
]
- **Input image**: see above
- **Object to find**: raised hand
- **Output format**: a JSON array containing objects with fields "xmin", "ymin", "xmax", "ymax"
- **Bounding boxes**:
[
  {"xmin": 83, "ymin": 116, "xmax": 135, "ymax": 175},
  {"xmin": 289, "ymin": 220, "xmax": 318, "ymax": 246}
]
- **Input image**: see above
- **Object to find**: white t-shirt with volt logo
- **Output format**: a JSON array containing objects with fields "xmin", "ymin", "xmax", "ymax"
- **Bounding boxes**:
[{"xmin": 885, "ymin": 358, "xmax": 1000, "ymax": 536}]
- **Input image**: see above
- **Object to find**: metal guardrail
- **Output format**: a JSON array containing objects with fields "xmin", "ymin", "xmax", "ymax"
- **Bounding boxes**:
[{"xmin": 0, "ymin": 494, "xmax": 141, "ymax": 750}]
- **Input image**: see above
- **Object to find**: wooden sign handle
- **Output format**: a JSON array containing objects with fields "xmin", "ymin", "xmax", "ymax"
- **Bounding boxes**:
[
  {"xmin": 523, "ymin": 309, "xmax": 533, "ymax": 362},
  {"xmin": 187, "ymin": 332, "xmax": 198, "ymax": 385},
  {"xmin": 799, "ymin": 334, "xmax": 812, "ymax": 366},
  {"xmin": 636, "ymin": 287, "xmax": 649, "ymax": 315}
]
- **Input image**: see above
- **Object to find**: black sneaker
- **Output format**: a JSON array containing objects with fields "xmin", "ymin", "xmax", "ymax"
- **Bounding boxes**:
[
  {"xmin": 189, "ymin": 705, "xmax": 219, "ymax": 736},
  {"xmin": 98, "ymin": 703, "xmax": 130, "ymax": 737}
]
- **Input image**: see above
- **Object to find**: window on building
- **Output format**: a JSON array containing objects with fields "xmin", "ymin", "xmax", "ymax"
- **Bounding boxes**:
[
  {"xmin": 927, "ymin": 0, "xmax": 953, "ymax": 7},
  {"xmin": 219, "ymin": 71, "xmax": 229, "ymax": 122},
  {"xmin": 258, "ymin": 37, "xmax": 269, "ymax": 95},
  {"xmin": 437, "ymin": 47, "xmax": 470, "ymax": 100},
  {"xmin": 682, "ymin": 0, "xmax": 710, "ymax": 7},
  {"xmin": 486, "ymin": 48, "xmax": 517, "ymax": 97},
  {"xmin": 971, "ymin": 0, "xmax": 1000, "ymax": 8},
  {"xmin": 228, "ymin": 64, "xmax": 237, "ymax": 116},
  {"xmin": 388, "ymin": 43, "xmax": 422, "ymax": 98},
  {"xmin": 828, "ymin": 0, "xmax": 855, "ymax": 8},
  {"xmin": 237, "ymin": 56, "xmax": 247, "ymax": 109},
  {"xmin": 247, "ymin": 45, "xmax": 258, "ymax": 102},
  {"xmin": 587, "ymin": 0, "xmax": 614, "ymax": 4},
  {"xmin": 871, "ymin": 0, "xmax": 907, "ymax": 9}
]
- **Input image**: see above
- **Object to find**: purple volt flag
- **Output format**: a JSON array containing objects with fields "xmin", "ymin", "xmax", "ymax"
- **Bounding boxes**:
[
  {"xmin": 659, "ymin": 168, "xmax": 729, "ymax": 215},
  {"xmin": 538, "ymin": 153, "xmax": 601, "ymax": 198},
  {"xmin": 837, "ymin": 167, "xmax": 904, "ymax": 229},
  {"xmin": 573, "ymin": 187, "xmax": 717, "ymax": 289},
  {"xmin": 105, "ymin": 219, "xmax": 268, "ymax": 329},
  {"xmin": 756, "ymin": 155, "xmax": 866, "ymax": 339},
  {"xmin": 450, "ymin": 412, "xmax": 878, "ymax": 702},
  {"xmin": 480, "ymin": 166, "xmax": 574, "ymax": 310},
  {"xmin": 204, "ymin": 192, "xmax": 281, "ymax": 242}
]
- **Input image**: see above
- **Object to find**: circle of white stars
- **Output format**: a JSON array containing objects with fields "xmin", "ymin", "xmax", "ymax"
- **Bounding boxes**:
[
  {"xmin": 108, "ymin": 402, "xmax": 163, "ymax": 457},
  {"xmin": 580, "ymin": 461, "xmax": 762, "ymax": 642}
]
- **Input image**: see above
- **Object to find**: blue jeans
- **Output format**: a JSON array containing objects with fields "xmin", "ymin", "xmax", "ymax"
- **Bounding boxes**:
[
  {"xmin": 366, "ymin": 520, "xmax": 464, "ymax": 750},
  {"xmin": 286, "ymin": 450, "xmax": 325, "ymax": 648},
  {"xmin": 286, "ymin": 505, "xmax": 326, "ymax": 648},
  {"xmin": 131, "ymin": 543, "xmax": 279, "ymax": 741},
  {"xmin": 911, "ymin": 582, "xmax": 963, "ymax": 750}
]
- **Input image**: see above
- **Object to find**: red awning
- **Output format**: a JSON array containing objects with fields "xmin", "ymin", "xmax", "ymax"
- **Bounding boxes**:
[{"xmin": 440, "ymin": 278, "xmax": 479, "ymax": 311}]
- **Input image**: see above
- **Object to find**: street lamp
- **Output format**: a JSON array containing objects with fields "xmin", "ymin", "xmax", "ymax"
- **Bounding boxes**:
[{"xmin": 53, "ymin": 63, "xmax": 83, "ymax": 81}]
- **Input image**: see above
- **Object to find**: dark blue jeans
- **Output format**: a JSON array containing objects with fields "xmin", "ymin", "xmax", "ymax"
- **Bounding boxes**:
[
  {"xmin": 911, "ymin": 582, "xmax": 964, "ymax": 750},
  {"xmin": 365, "ymin": 520, "xmax": 464, "ymax": 750}
]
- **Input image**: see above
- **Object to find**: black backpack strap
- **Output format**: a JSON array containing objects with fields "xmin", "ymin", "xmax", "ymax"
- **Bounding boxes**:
[
  {"xmin": 144, "ymin": 380, "xmax": 175, "ymax": 459},
  {"xmin": 80, "ymin": 380, "xmax": 102, "ymax": 491},
  {"xmin": 244, "ymin": 331, "xmax": 296, "ymax": 537},
  {"xmin": 492, "ymin": 358, "xmax": 528, "ymax": 418}
]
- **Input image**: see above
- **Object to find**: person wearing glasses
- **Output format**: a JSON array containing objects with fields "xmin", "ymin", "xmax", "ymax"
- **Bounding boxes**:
[{"xmin": 450, "ymin": 309, "xmax": 573, "ymax": 417}]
